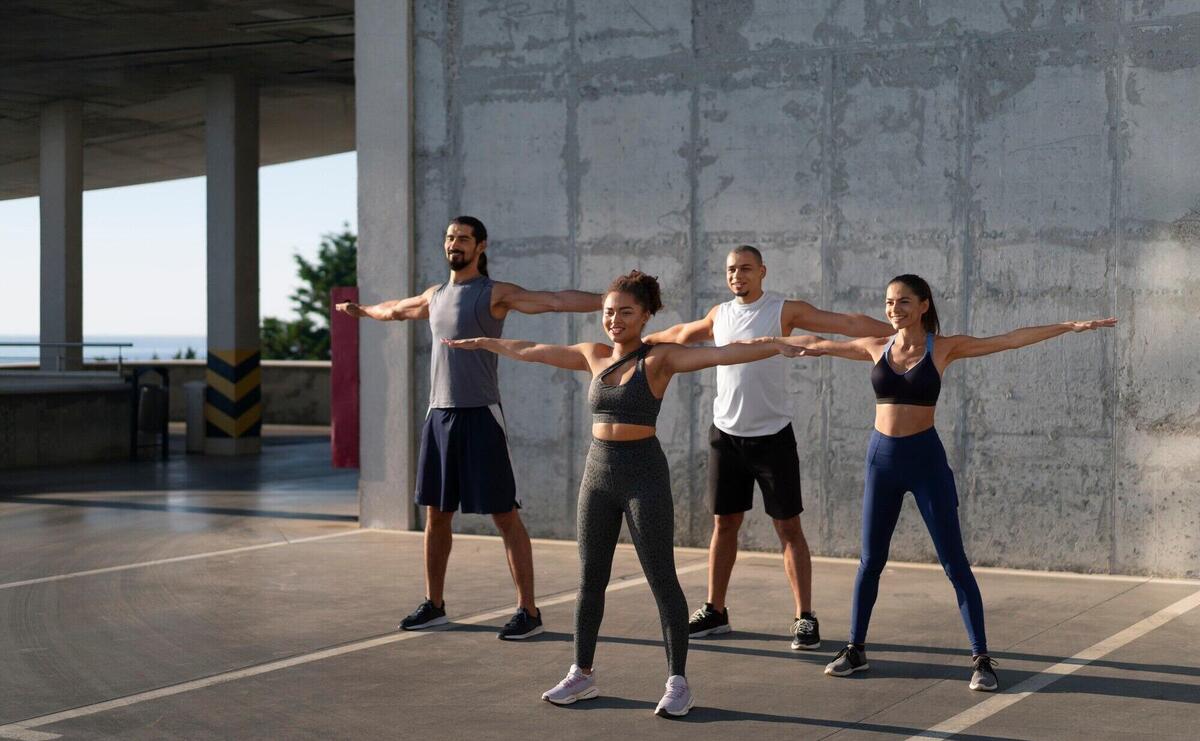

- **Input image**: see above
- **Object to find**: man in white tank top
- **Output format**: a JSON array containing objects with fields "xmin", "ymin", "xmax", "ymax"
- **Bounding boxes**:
[{"xmin": 646, "ymin": 245, "xmax": 890, "ymax": 649}]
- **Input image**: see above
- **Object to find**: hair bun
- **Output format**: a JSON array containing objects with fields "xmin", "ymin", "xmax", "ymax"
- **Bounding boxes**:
[{"xmin": 607, "ymin": 270, "xmax": 663, "ymax": 315}]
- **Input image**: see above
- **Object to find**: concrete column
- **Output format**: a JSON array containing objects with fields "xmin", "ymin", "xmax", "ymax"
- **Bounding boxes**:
[
  {"xmin": 39, "ymin": 100, "xmax": 83, "ymax": 371},
  {"xmin": 355, "ymin": 0, "xmax": 416, "ymax": 529},
  {"xmin": 204, "ymin": 75, "xmax": 261, "ymax": 456}
]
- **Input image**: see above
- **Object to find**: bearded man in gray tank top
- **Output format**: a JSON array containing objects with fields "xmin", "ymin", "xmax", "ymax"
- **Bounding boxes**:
[
  {"xmin": 646, "ymin": 245, "xmax": 890, "ymax": 649},
  {"xmin": 337, "ymin": 216, "xmax": 602, "ymax": 640}
]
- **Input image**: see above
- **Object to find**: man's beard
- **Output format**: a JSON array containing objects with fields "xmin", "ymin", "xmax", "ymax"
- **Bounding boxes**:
[
  {"xmin": 732, "ymin": 287, "xmax": 749, "ymax": 297},
  {"xmin": 447, "ymin": 253, "xmax": 470, "ymax": 271}
]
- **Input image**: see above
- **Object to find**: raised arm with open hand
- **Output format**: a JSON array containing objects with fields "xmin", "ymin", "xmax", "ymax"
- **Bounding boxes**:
[
  {"xmin": 940, "ymin": 318, "xmax": 1117, "ymax": 365},
  {"xmin": 654, "ymin": 338, "xmax": 817, "ymax": 375},
  {"xmin": 441, "ymin": 337, "xmax": 592, "ymax": 371},
  {"xmin": 335, "ymin": 285, "xmax": 439, "ymax": 322},
  {"xmin": 766, "ymin": 334, "xmax": 876, "ymax": 361}
]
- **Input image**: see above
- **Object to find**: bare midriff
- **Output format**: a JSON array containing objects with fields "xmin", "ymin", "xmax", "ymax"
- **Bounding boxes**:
[
  {"xmin": 591, "ymin": 422, "xmax": 656, "ymax": 441},
  {"xmin": 874, "ymin": 403, "xmax": 937, "ymax": 438}
]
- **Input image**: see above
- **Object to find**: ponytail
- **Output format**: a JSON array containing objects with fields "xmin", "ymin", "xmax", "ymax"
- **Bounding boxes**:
[
  {"xmin": 478, "ymin": 251, "xmax": 489, "ymax": 277},
  {"xmin": 888, "ymin": 274, "xmax": 941, "ymax": 335}
]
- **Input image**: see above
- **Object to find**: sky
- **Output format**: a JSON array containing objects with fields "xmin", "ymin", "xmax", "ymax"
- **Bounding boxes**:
[{"xmin": 0, "ymin": 151, "xmax": 356, "ymax": 336}]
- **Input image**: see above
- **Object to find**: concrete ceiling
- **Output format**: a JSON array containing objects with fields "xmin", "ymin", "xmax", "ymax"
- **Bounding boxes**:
[{"xmin": 0, "ymin": 0, "xmax": 356, "ymax": 200}]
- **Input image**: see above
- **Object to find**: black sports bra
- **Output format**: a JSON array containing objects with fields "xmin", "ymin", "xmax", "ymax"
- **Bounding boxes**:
[
  {"xmin": 870, "ymin": 333, "xmax": 940, "ymax": 407},
  {"xmin": 588, "ymin": 344, "xmax": 662, "ymax": 426}
]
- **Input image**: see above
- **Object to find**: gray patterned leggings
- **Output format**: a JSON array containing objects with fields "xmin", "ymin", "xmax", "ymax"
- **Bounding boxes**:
[{"xmin": 574, "ymin": 437, "xmax": 688, "ymax": 676}]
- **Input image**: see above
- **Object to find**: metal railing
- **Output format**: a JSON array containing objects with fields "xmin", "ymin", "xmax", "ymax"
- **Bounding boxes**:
[{"xmin": 0, "ymin": 341, "xmax": 133, "ymax": 374}]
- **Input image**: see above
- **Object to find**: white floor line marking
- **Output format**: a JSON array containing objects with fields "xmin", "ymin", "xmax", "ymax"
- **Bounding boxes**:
[
  {"xmin": 736, "ymin": 551, "xmax": 1200, "ymax": 586},
  {"xmin": 0, "ymin": 559, "xmax": 710, "ymax": 738},
  {"xmin": 906, "ymin": 587, "xmax": 1200, "ymax": 740},
  {"xmin": 0, "ymin": 727, "xmax": 60, "ymax": 741},
  {"xmin": 0, "ymin": 529, "xmax": 365, "ymax": 592}
]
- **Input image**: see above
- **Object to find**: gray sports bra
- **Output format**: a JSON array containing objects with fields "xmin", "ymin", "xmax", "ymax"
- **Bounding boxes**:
[{"xmin": 589, "ymin": 345, "xmax": 662, "ymax": 427}]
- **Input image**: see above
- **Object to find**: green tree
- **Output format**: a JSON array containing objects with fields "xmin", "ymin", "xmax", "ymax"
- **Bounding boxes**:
[{"xmin": 261, "ymin": 225, "xmax": 357, "ymax": 360}]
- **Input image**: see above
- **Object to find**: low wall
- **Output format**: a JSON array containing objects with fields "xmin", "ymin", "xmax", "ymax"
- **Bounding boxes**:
[
  {"xmin": 82, "ymin": 360, "xmax": 331, "ymax": 426},
  {"xmin": 0, "ymin": 374, "xmax": 131, "ymax": 469}
]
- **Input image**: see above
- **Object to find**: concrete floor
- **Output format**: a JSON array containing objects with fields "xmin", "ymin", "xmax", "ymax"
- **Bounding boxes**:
[{"xmin": 1, "ymin": 437, "xmax": 1197, "ymax": 740}]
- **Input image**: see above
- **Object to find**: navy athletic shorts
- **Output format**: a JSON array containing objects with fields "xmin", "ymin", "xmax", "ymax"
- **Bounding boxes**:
[{"xmin": 415, "ymin": 405, "xmax": 519, "ymax": 514}]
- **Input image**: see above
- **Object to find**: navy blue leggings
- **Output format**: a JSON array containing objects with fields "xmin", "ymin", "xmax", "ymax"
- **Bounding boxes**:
[{"xmin": 850, "ymin": 427, "xmax": 987, "ymax": 655}]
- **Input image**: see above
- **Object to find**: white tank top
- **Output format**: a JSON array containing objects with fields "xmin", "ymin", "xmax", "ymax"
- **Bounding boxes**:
[{"xmin": 712, "ymin": 291, "xmax": 793, "ymax": 437}]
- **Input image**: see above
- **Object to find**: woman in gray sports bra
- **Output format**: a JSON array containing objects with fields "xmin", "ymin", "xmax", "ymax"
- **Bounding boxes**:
[{"xmin": 445, "ymin": 270, "xmax": 804, "ymax": 718}]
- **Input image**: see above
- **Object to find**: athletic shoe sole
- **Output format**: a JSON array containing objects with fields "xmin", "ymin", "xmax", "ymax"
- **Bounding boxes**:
[
  {"xmin": 689, "ymin": 624, "xmax": 732, "ymax": 638},
  {"xmin": 399, "ymin": 615, "xmax": 448, "ymax": 631},
  {"xmin": 542, "ymin": 686, "xmax": 599, "ymax": 705},
  {"xmin": 498, "ymin": 624, "xmax": 545, "ymax": 641},
  {"xmin": 824, "ymin": 662, "xmax": 869, "ymax": 677},
  {"xmin": 791, "ymin": 639, "xmax": 821, "ymax": 650},
  {"xmin": 969, "ymin": 679, "xmax": 998, "ymax": 692},
  {"xmin": 655, "ymin": 696, "xmax": 695, "ymax": 717}
]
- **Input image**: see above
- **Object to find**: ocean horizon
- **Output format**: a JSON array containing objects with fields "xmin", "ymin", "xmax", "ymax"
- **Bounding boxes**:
[{"xmin": 0, "ymin": 335, "xmax": 207, "ymax": 363}]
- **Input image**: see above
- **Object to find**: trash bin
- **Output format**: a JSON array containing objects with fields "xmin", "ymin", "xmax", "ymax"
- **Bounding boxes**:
[
  {"xmin": 184, "ymin": 381, "xmax": 206, "ymax": 454},
  {"xmin": 138, "ymin": 385, "xmax": 167, "ymax": 431}
]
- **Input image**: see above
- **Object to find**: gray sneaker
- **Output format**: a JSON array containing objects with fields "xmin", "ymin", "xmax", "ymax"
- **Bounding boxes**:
[
  {"xmin": 970, "ymin": 655, "xmax": 999, "ymax": 692},
  {"xmin": 541, "ymin": 665, "xmax": 598, "ymax": 705},
  {"xmin": 654, "ymin": 675, "xmax": 694, "ymax": 717},
  {"xmin": 824, "ymin": 644, "xmax": 869, "ymax": 676}
]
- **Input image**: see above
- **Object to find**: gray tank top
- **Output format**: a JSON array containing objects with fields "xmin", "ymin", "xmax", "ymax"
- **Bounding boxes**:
[
  {"xmin": 428, "ymin": 276, "xmax": 504, "ymax": 408},
  {"xmin": 588, "ymin": 345, "xmax": 662, "ymax": 427}
]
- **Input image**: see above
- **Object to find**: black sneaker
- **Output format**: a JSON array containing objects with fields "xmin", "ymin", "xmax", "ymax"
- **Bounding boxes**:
[
  {"xmin": 790, "ymin": 613, "xmax": 821, "ymax": 650},
  {"xmin": 970, "ymin": 654, "xmax": 999, "ymax": 692},
  {"xmin": 398, "ymin": 599, "xmax": 447, "ymax": 631},
  {"xmin": 498, "ymin": 607, "xmax": 544, "ymax": 640},
  {"xmin": 688, "ymin": 603, "xmax": 731, "ymax": 637},
  {"xmin": 824, "ymin": 644, "xmax": 869, "ymax": 676}
]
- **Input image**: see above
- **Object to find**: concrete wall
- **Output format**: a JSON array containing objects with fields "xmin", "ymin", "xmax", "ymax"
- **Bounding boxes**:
[
  {"xmin": 0, "ymin": 377, "xmax": 131, "ymax": 469},
  {"xmin": 82, "ymin": 361, "xmax": 331, "ymax": 425},
  {"xmin": 404, "ymin": 1, "xmax": 1200, "ymax": 577}
]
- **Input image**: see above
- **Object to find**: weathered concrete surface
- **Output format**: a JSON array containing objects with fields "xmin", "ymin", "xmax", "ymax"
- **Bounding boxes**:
[
  {"xmin": 0, "ymin": 377, "xmax": 130, "ymax": 468},
  {"xmin": 395, "ymin": 1, "xmax": 1200, "ymax": 576},
  {"xmin": 9, "ymin": 361, "xmax": 334, "ymax": 426},
  {"xmin": 357, "ymin": 0, "xmax": 419, "ymax": 531}
]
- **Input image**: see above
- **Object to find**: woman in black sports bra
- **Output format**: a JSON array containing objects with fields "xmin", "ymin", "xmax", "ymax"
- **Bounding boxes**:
[
  {"xmin": 446, "ymin": 270, "xmax": 808, "ymax": 717},
  {"xmin": 761, "ymin": 274, "xmax": 1115, "ymax": 692}
]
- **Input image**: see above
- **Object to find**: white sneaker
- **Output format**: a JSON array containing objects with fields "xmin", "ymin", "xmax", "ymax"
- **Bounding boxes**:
[
  {"xmin": 654, "ymin": 675, "xmax": 694, "ymax": 717},
  {"xmin": 541, "ymin": 665, "xmax": 598, "ymax": 705}
]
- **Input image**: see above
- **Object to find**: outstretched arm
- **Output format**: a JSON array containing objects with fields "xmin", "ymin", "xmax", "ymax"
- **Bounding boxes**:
[
  {"xmin": 441, "ymin": 337, "xmax": 591, "ymax": 371},
  {"xmin": 942, "ymin": 318, "xmax": 1117, "ymax": 365},
  {"xmin": 336, "ymin": 285, "xmax": 438, "ymax": 321},
  {"xmin": 785, "ymin": 300, "xmax": 892, "ymax": 338},
  {"xmin": 660, "ymin": 339, "xmax": 809, "ymax": 374},
  {"xmin": 771, "ymin": 334, "xmax": 877, "ymax": 362},
  {"xmin": 645, "ymin": 305, "xmax": 718, "ymax": 345},
  {"xmin": 492, "ymin": 282, "xmax": 602, "ymax": 316}
]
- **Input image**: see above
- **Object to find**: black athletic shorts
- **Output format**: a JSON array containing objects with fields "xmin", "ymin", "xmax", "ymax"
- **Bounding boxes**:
[
  {"xmin": 415, "ymin": 405, "xmax": 519, "ymax": 514},
  {"xmin": 707, "ymin": 422, "xmax": 803, "ymax": 520}
]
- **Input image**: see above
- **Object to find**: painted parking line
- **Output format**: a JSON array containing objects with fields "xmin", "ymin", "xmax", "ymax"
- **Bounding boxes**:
[
  {"xmin": 0, "ymin": 559, "xmax": 710, "ymax": 740},
  {"xmin": 738, "ymin": 550, "xmax": 1200, "ymax": 587},
  {"xmin": 907, "ymin": 587, "xmax": 1200, "ymax": 740},
  {"xmin": 0, "ymin": 528, "xmax": 366, "ymax": 592}
]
